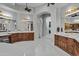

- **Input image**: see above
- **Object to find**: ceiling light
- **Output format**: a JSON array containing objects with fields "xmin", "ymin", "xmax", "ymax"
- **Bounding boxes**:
[
  {"xmin": 47, "ymin": 3, "xmax": 55, "ymax": 7},
  {"xmin": 25, "ymin": 3, "xmax": 32, "ymax": 12}
]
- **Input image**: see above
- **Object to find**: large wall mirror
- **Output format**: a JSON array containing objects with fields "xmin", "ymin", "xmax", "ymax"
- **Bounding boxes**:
[{"xmin": 64, "ymin": 5, "xmax": 79, "ymax": 33}]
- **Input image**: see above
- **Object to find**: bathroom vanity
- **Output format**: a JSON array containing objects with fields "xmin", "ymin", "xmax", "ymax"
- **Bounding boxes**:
[
  {"xmin": 55, "ymin": 33, "xmax": 79, "ymax": 56},
  {"xmin": 0, "ymin": 31, "xmax": 34, "ymax": 43},
  {"xmin": 9, "ymin": 31, "xmax": 34, "ymax": 43},
  {"xmin": 55, "ymin": 5, "xmax": 79, "ymax": 56}
]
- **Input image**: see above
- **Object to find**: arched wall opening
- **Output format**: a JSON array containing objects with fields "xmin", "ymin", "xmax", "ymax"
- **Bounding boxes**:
[{"xmin": 37, "ymin": 12, "xmax": 52, "ymax": 38}]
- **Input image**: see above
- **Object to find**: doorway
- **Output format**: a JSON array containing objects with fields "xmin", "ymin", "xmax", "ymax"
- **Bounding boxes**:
[{"xmin": 39, "ymin": 13, "xmax": 52, "ymax": 38}]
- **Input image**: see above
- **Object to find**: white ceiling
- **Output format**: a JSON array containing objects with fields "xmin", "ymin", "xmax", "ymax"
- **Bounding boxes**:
[
  {"xmin": 2, "ymin": 3, "xmax": 69, "ymax": 8},
  {"xmin": 2, "ymin": 3, "xmax": 45, "ymax": 8},
  {"xmin": 17, "ymin": 3, "xmax": 45, "ymax": 8},
  {"xmin": 55, "ymin": 3, "xmax": 68, "ymax": 8},
  {"xmin": 1, "ymin": 3, "xmax": 45, "ymax": 12},
  {"xmin": 1, "ymin": 3, "xmax": 69, "ymax": 12},
  {"xmin": 13, "ymin": 3, "xmax": 68, "ymax": 8}
]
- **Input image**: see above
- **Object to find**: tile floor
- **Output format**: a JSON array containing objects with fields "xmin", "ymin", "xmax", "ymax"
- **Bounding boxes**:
[
  {"xmin": 0, "ymin": 41, "xmax": 35, "ymax": 56},
  {"xmin": 35, "ymin": 35, "xmax": 70, "ymax": 56},
  {"xmin": 0, "ymin": 34, "xmax": 70, "ymax": 56}
]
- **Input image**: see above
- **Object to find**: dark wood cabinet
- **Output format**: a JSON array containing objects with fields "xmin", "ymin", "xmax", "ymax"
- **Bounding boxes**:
[
  {"xmin": 9, "ymin": 32, "xmax": 34, "ymax": 43},
  {"xmin": 66, "ymin": 38, "xmax": 75, "ymax": 55},
  {"xmin": 55, "ymin": 35, "xmax": 79, "ymax": 56},
  {"xmin": 73, "ymin": 40, "xmax": 79, "ymax": 56},
  {"xmin": 55, "ymin": 35, "xmax": 67, "ymax": 51},
  {"xmin": 27, "ymin": 33, "xmax": 34, "ymax": 40}
]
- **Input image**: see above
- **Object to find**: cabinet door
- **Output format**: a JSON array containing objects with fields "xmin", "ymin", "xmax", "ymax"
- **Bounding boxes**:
[
  {"xmin": 73, "ymin": 40, "xmax": 79, "ymax": 56},
  {"xmin": 55, "ymin": 35, "xmax": 61, "ymax": 47},
  {"xmin": 58, "ymin": 35, "xmax": 62, "ymax": 48},
  {"xmin": 55, "ymin": 35, "xmax": 67, "ymax": 50},
  {"xmin": 67, "ymin": 38, "xmax": 75, "ymax": 55},
  {"xmin": 28, "ymin": 33, "xmax": 34, "ymax": 40},
  {"xmin": 10, "ymin": 33, "xmax": 19, "ymax": 43},
  {"xmin": 18, "ymin": 33, "xmax": 24, "ymax": 41},
  {"xmin": 24, "ymin": 33, "xmax": 28, "ymax": 41},
  {"xmin": 60, "ymin": 36, "xmax": 67, "ymax": 51}
]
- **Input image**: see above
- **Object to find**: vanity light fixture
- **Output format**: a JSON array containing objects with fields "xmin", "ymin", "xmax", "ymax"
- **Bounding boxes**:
[
  {"xmin": 0, "ymin": 11, "xmax": 12, "ymax": 19},
  {"xmin": 65, "ymin": 6, "xmax": 79, "ymax": 17}
]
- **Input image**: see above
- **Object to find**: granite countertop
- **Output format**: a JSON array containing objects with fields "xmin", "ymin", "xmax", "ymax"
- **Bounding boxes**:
[
  {"xmin": 0, "ymin": 31, "xmax": 34, "ymax": 36},
  {"xmin": 65, "ymin": 30, "xmax": 79, "ymax": 33},
  {"xmin": 55, "ymin": 32, "xmax": 79, "ymax": 42},
  {"xmin": 0, "ymin": 32, "xmax": 10, "ymax": 36},
  {"xmin": 8, "ymin": 31, "xmax": 34, "ymax": 33}
]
